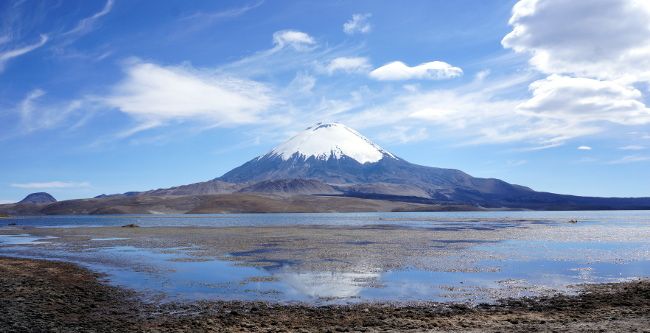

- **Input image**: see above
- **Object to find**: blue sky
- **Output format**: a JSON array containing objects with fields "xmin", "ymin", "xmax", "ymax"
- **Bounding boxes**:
[{"xmin": 2, "ymin": 0, "xmax": 650, "ymax": 202}]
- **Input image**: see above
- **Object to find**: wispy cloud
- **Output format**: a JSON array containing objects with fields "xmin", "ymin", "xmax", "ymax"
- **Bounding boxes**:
[
  {"xmin": 17, "ymin": 89, "xmax": 83, "ymax": 133},
  {"xmin": 507, "ymin": 159, "xmax": 528, "ymax": 167},
  {"xmin": 62, "ymin": 0, "xmax": 114, "ymax": 37},
  {"xmin": 343, "ymin": 13, "xmax": 372, "ymax": 35},
  {"xmin": 11, "ymin": 181, "xmax": 91, "ymax": 189},
  {"xmin": 577, "ymin": 146, "xmax": 592, "ymax": 150},
  {"xmin": 378, "ymin": 126, "xmax": 428, "ymax": 144},
  {"xmin": 0, "ymin": 34, "xmax": 48, "ymax": 72},
  {"xmin": 322, "ymin": 56, "xmax": 371, "ymax": 74},
  {"xmin": 619, "ymin": 145, "xmax": 645, "ymax": 150},
  {"xmin": 103, "ymin": 61, "xmax": 276, "ymax": 136},
  {"xmin": 607, "ymin": 155, "xmax": 650, "ymax": 165},
  {"xmin": 340, "ymin": 66, "xmax": 622, "ymax": 148},
  {"xmin": 181, "ymin": 0, "xmax": 264, "ymax": 24},
  {"xmin": 171, "ymin": 0, "xmax": 264, "ymax": 36}
]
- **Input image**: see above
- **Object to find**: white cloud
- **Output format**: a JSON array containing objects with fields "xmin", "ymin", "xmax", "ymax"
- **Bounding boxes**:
[
  {"xmin": 517, "ymin": 75, "xmax": 650, "ymax": 125},
  {"xmin": 343, "ymin": 72, "xmax": 609, "ymax": 146},
  {"xmin": 577, "ymin": 146, "xmax": 592, "ymax": 150},
  {"xmin": 607, "ymin": 155, "xmax": 650, "ymax": 164},
  {"xmin": 0, "ymin": 34, "xmax": 48, "ymax": 72},
  {"xmin": 369, "ymin": 61, "xmax": 462, "ymax": 81},
  {"xmin": 104, "ymin": 62, "xmax": 275, "ymax": 134},
  {"xmin": 343, "ymin": 13, "xmax": 372, "ymax": 35},
  {"xmin": 0, "ymin": 200, "xmax": 14, "ymax": 205},
  {"xmin": 619, "ymin": 145, "xmax": 645, "ymax": 150},
  {"xmin": 272, "ymin": 30, "xmax": 315, "ymax": 50},
  {"xmin": 11, "ymin": 181, "xmax": 91, "ymax": 189},
  {"xmin": 498, "ymin": 0, "xmax": 650, "ymax": 148},
  {"xmin": 324, "ymin": 57, "xmax": 371, "ymax": 74},
  {"xmin": 503, "ymin": 0, "xmax": 650, "ymax": 81}
]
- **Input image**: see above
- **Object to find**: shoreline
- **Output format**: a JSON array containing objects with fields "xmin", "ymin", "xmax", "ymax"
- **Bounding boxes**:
[{"xmin": 1, "ymin": 256, "xmax": 649, "ymax": 332}]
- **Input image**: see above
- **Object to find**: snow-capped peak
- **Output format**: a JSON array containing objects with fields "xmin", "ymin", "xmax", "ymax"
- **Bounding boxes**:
[{"xmin": 268, "ymin": 123, "xmax": 396, "ymax": 164}]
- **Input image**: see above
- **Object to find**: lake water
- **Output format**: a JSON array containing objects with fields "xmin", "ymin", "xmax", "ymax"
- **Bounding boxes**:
[
  {"xmin": 4, "ymin": 210, "xmax": 650, "ymax": 228},
  {"xmin": 1, "ymin": 211, "xmax": 650, "ymax": 304}
]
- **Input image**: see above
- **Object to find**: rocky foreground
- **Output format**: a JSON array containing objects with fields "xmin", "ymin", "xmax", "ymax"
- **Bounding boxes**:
[{"xmin": 1, "ymin": 257, "xmax": 649, "ymax": 332}]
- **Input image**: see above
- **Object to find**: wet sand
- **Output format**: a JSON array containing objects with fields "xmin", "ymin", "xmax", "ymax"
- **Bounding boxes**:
[
  {"xmin": 1, "ymin": 256, "xmax": 649, "ymax": 332},
  {"xmin": 0, "ymin": 218, "xmax": 600, "ymax": 272},
  {"xmin": 0, "ymin": 223, "xmax": 520, "ymax": 271}
]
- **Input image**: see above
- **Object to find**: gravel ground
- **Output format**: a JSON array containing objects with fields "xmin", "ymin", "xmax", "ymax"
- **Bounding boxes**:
[{"xmin": 1, "ymin": 256, "xmax": 649, "ymax": 333}]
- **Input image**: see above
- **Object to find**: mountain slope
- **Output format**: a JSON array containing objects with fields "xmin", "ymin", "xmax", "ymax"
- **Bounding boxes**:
[
  {"xmin": 144, "ymin": 179, "xmax": 243, "ymax": 196},
  {"xmin": 238, "ymin": 179, "xmax": 341, "ymax": 195}
]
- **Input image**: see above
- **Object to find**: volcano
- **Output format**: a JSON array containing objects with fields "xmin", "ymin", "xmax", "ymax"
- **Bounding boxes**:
[{"xmin": 4, "ymin": 123, "xmax": 650, "ymax": 215}]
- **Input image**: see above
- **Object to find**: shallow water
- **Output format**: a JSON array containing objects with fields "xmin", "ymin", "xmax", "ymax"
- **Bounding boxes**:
[
  {"xmin": 1, "ymin": 211, "xmax": 649, "ymax": 304},
  {"xmin": 4, "ymin": 210, "xmax": 650, "ymax": 228}
]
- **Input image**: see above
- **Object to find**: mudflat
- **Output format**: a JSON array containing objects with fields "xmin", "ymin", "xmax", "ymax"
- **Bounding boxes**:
[{"xmin": 1, "ymin": 256, "xmax": 649, "ymax": 333}]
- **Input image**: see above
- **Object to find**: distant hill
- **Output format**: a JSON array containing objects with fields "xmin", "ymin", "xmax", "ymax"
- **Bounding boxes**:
[{"xmin": 18, "ymin": 192, "xmax": 57, "ymax": 205}]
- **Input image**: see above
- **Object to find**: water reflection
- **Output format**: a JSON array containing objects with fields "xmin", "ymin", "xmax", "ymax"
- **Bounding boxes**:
[
  {"xmin": 278, "ymin": 270, "xmax": 380, "ymax": 299},
  {"xmin": 0, "ymin": 234, "xmax": 56, "ymax": 245}
]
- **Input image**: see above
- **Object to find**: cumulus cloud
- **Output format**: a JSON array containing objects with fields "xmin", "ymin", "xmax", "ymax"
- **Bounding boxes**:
[
  {"xmin": 11, "ymin": 181, "xmax": 91, "ymax": 189},
  {"xmin": 104, "ymin": 62, "xmax": 275, "ymax": 134},
  {"xmin": 272, "ymin": 30, "xmax": 316, "ymax": 50},
  {"xmin": 0, "ymin": 34, "xmax": 48, "ymax": 72},
  {"xmin": 369, "ymin": 61, "xmax": 462, "ymax": 81},
  {"xmin": 343, "ymin": 13, "xmax": 372, "ymax": 35},
  {"xmin": 503, "ymin": 0, "xmax": 650, "ymax": 81},
  {"xmin": 498, "ymin": 0, "xmax": 650, "ymax": 148},
  {"xmin": 324, "ymin": 57, "xmax": 371, "ymax": 74},
  {"xmin": 517, "ymin": 75, "xmax": 650, "ymax": 125}
]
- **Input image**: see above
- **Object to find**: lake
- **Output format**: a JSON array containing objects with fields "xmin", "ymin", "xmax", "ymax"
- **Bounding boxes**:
[{"xmin": 1, "ymin": 211, "xmax": 649, "ymax": 304}]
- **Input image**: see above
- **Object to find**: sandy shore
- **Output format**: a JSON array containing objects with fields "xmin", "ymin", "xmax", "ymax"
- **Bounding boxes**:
[{"xmin": 1, "ymin": 256, "xmax": 649, "ymax": 332}]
